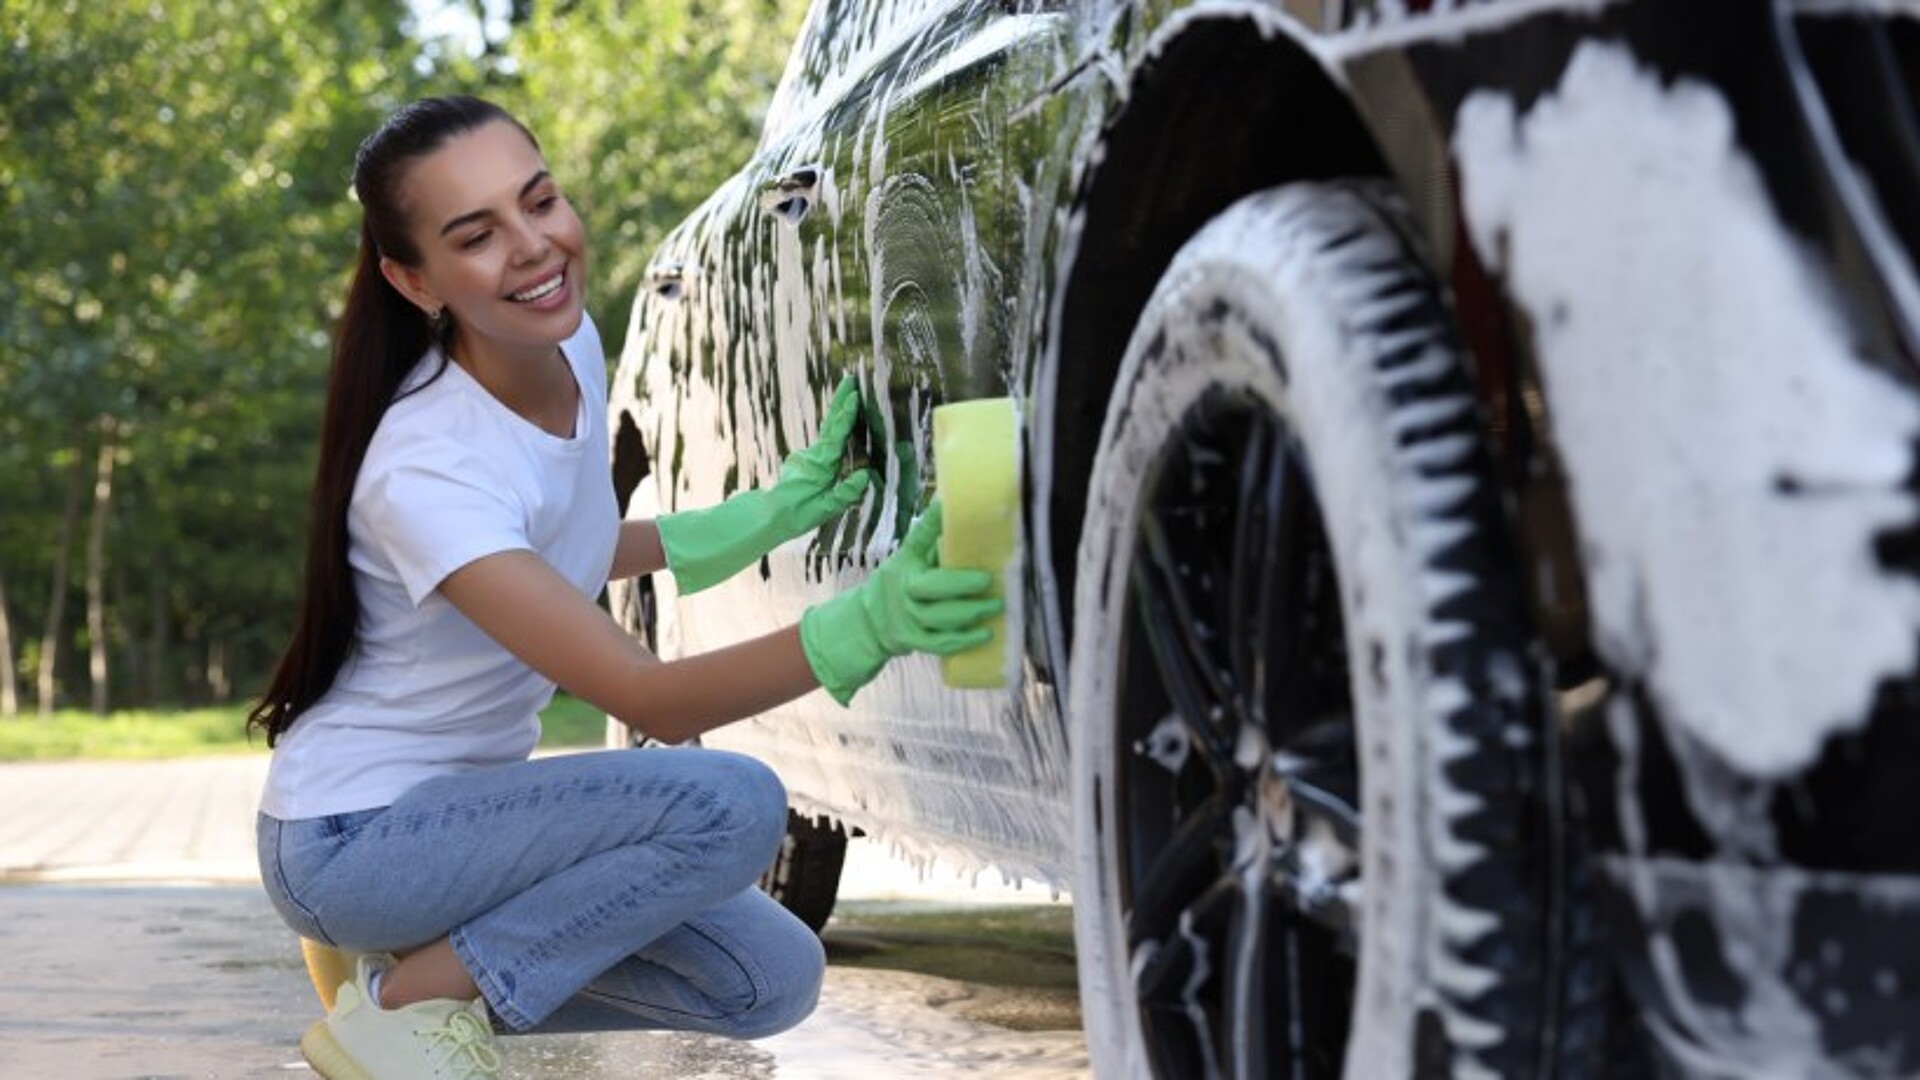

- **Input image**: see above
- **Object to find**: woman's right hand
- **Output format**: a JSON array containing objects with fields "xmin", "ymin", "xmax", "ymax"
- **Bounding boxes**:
[{"xmin": 799, "ymin": 500, "xmax": 1001, "ymax": 705}]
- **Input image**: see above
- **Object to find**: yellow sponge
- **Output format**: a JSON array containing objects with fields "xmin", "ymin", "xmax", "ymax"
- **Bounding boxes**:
[{"xmin": 933, "ymin": 397, "xmax": 1020, "ymax": 689}]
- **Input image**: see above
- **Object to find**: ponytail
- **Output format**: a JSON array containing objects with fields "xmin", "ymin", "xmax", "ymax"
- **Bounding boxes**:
[
  {"xmin": 248, "ymin": 96, "xmax": 531, "ymax": 745},
  {"xmin": 246, "ymin": 229, "xmax": 437, "ymax": 743}
]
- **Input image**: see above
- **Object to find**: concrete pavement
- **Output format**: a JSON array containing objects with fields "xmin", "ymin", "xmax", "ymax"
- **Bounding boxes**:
[
  {"xmin": 0, "ymin": 756, "xmax": 265, "ymax": 885},
  {"xmin": 0, "ymin": 753, "xmax": 1061, "ymax": 900},
  {"xmin": 0, "ymin": 755, "xmax": 1087, "ymax": 1079}
]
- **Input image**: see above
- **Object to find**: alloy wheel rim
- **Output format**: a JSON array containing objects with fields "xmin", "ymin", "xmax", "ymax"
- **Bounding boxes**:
[{"xmin": 1113, "ymin": 387, "xmax": 1361, "ymax": 1079}]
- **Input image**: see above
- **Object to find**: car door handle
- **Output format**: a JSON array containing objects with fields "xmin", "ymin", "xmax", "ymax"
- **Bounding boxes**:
[
  {"xmin": 760, "ymin": 165, "xmax": 821, "ymax": 226},
  {"xmin": 647, "ymin": 261, "xmax": 689, "ymax": 300}
]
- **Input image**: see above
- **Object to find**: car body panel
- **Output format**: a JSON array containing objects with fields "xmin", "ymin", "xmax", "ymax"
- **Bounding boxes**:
[
  {"xmin": 610, "ymin": 0, "xmax": 1920, "ymax": 1068},
  {"xmin": 611, "ymin": 1, "xmax": 1080, "ymax": 885}
]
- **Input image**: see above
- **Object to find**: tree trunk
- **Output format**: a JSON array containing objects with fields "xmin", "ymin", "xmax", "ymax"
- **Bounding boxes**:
[
  {"xmin": 86, "ymin": 421, "xmax": 118, "ymax": 715},
  {"xmin": 0, "ymin": 568, "xmax": 18, "ymax": 718},
  {"xmin": 115, "ymin": 552, "xmax": 138, "ymax": 703},
  {"xmin": 147, "ymin": 557, "xmax": 171, "ymax": 705},
  {"xmin": 37, "ymin": 450, "xmax": 85, "ymax": 717},
  {"xmin": 207, "ymin": 637, "xmax": 229, "ymax": 702}
]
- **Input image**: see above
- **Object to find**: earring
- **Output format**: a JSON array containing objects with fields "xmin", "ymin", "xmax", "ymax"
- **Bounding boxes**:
[{"xmin": 427, "ymin": 306, "xmax": 448, "ymax": 335}]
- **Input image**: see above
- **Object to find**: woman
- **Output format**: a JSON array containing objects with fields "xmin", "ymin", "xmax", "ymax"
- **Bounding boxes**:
[{"xmin": 249, "ymin": 95, "xmax": 998, "ymax": 1080}]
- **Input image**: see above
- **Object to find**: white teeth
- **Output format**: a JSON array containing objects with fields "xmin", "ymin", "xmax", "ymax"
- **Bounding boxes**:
[{"xmin": 511, "ymin": 272, "xmax": 563, "ymax": 302}]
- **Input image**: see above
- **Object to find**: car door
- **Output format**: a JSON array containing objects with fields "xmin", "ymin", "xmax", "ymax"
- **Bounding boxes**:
[{"xmin": 614, "ymin": 0, "xmax": 1080, "ymax": 879}]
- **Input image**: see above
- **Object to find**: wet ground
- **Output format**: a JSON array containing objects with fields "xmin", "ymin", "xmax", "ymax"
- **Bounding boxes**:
[
  {"xmin": 0, "ymin": 756, "xmax": 1091, "ymax": 1078},
  {"xmin": 0, "ymin": 887, "xmax": 1088, "ymax": 1078}
]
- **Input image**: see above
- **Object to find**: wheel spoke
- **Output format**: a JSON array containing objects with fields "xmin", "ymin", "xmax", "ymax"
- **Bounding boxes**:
[
  {"xmin": 1286, "ymin": 771, "xmax": 1360, "ymax": 857},
  {"xmin": 1277, "ymin": 919, "xmax": 1353, "ymax": 1078},
  {"xmin": 1126, "ymin": 796, "xmax": 1231, "ymax": 949},
  {"xmin": 1220, "ymin": 877, "xmax": 1272, "ymax": 1080},
  {"xmin": 1132, "ymin": 927, "xmax": 1198, "ymax": 1013},
  {"xmin": 1135, "ymin": 873, "xmax": 1239, "ymax": 1013},
  {"xmin": 1228, "ymin": 415, "xmax": 1298, "ymax": 720},
  {"xmin": 1277, "ymin": 719, "xmax": 1360, "ymax": 847},
  {"xmin": 1133, "ymin": 510, "xmax": 1239, "ymax": 773}
]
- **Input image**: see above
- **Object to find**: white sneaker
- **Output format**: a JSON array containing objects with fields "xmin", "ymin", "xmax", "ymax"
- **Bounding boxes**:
[{"xmin": 300, "ymin": 954, "xmax": 502, "ymax": 1080}]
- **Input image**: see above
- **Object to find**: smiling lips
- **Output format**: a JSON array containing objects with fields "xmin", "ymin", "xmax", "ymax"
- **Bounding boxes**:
[{"xmin": 509, "ymin": 265, "xmax": 567, "ymax": 306}]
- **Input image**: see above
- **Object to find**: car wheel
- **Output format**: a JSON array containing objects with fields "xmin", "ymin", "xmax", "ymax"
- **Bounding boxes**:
[
  {"xmin": 603, "ymin": 465, "xmax": 850, "ymax": 934},
  {"xmin": 1069, "ymin": 181, "xmax": 1590, "ymax": 1078},
  {"xmin": 757, "ymin": 811, "xmax": 851, "ymax": 933}
]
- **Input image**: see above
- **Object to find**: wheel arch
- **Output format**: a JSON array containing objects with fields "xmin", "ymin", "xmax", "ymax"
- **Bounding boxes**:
[
  {"xmin": 611, "ymin": 406, "xmax": 650, "ymax": 520},
  {"xmin": 1038, "ymin": 11, "xmax": 1391, "ymax": 672}
]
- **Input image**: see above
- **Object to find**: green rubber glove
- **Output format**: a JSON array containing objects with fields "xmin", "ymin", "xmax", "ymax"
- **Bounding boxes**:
[
  {"xmin": 657, "ymin": 376, "xmax": 873, "ymax": 594},
  {"xmin": 801, "ymin": 501, "xmax": 1003, "ymax": 705}
]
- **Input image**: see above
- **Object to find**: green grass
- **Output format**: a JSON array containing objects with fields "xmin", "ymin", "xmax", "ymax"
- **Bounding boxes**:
[
  {"xmin": 0, "ymin": 707, "xmax": 263, "ymax": 761},
  {"xmin": 535, "ymin": 693, "xmax": 612, "ymax": 749},
  {"xmin": 0, "ymin": 695, "xmax": 611, "ymax": 762}
]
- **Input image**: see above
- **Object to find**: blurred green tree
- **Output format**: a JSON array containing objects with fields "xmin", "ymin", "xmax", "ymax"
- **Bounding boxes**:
[
  {"xmin": 0, "ymin": 0, "xmax": 805, "ymax": 715},
  {"xmin": 494, "ymin": 0, "xmax": 805, "ymax": 361},
  {"xmin": 0, "ymin": 0, "xmax": 429, "ymax": 713}
]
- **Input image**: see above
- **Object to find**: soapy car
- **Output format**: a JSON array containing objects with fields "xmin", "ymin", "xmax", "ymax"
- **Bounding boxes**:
[{"xmin": 609, "ymin": 2, "xmax": 1920, "ymax": 1075}]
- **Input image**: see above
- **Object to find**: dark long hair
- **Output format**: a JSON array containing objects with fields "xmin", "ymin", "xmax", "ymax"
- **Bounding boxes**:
[{"xmin": 248, "ymin": 96, "xmax": 535, "ymax": 745}]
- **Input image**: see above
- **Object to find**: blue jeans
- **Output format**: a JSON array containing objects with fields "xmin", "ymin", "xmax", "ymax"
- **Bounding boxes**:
[{"xmin": 257, "ymin": 748, "xmax": 823, "ymax": 1035}]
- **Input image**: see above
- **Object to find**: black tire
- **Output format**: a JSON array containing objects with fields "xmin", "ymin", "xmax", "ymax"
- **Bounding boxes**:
[
  {"xmin": 603, "ymin": 469, "xmax": 853, "ymax": 934},
  {"xmin": 608, "ymin": 727, "xmax": 850, "ymax": 934},
  {"xmin": 1068, "ymin": 182, "xmax": 1595, "ymax": 1078},
  {"xmin": 758, "ymin": 810, "xmax": 850, "ymax": 933}
]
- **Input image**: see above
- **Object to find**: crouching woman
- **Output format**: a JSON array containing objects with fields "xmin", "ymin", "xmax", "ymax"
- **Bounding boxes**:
[{"xmin": 249, "ymin": 95, "xmax": 996, "ymax": 1080}]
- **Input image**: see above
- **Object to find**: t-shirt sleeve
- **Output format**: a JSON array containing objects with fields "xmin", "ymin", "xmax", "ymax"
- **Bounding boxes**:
[{"xmin": 357, "ymin": 454, "xmax": 530, "ymax": 606}]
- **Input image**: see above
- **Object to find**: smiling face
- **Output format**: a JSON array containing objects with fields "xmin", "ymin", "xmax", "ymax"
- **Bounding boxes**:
[{"xmin": 378, "ymin": 118, "xmax": 588, "ymax": 367}]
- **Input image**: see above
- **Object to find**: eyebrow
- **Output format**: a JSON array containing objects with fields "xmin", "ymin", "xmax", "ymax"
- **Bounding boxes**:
[{"xmin": 438, "ymin": 170, "xmax": 552, "ymax": 237}]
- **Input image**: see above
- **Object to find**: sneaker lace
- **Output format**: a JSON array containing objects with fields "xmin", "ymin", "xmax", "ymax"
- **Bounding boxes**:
[{"xmin": 418, "ymin": 1008, "xmax": 502, "ymax": 1078}]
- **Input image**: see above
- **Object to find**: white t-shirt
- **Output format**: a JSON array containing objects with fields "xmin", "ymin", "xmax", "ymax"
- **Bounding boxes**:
[{"xmin": 260, "ymin": 316, "xmax": 618, "ymax": 819}]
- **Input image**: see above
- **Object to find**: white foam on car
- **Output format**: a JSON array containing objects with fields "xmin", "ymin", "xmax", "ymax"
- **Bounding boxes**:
[{"xmin": 1453, "ymin": 40, "xmax": 1920, "ymax": 780}]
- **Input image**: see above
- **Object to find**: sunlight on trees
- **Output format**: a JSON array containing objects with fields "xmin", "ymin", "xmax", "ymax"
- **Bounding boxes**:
[{"xmin": 1, "ymin": 0, "xmax": 805, "ymax": 715}]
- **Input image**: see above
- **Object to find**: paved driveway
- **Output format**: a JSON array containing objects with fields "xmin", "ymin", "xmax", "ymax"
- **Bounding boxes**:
[{"xmin": 0, "ymin": 756, "xmax": 1087, "ymax": 1078}]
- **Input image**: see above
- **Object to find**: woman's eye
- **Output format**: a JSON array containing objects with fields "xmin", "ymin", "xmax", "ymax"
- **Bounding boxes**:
[
  {"xmin": 532, "ymin": 195, "xmax": 559, "ymax": 214},
  {"xmin": 461, "ymin": 231, "xmax": 491, "ymax": 250}
]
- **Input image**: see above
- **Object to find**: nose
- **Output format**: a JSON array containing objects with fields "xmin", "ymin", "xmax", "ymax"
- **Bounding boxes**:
[{"xmin": 509, "ymin": 214, "xmax": 552, "ymax": 265}]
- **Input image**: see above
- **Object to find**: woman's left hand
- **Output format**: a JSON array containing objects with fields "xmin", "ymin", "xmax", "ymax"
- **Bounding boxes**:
[
  {"xmin": 654, "ymin": 375, "xmax": 874, "ymax": 593},
  {"xmin": 762, "ymin": 374, "xmax": 872, "ymax": 535}
]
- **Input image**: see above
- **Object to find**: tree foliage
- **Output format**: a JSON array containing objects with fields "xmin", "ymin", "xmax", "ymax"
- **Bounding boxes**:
[
  {"xmin": 0, "ymin": 0, "xmax": 804, "ymax": 713},
  {"xmin": 493, "ymin": 0, "xmax": 804, "ymax": 358}
]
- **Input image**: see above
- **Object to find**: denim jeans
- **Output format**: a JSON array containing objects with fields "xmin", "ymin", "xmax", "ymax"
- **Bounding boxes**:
[{"xmin": 257, "ymin": 747, "xmax": 824, "ymax": 1035}]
